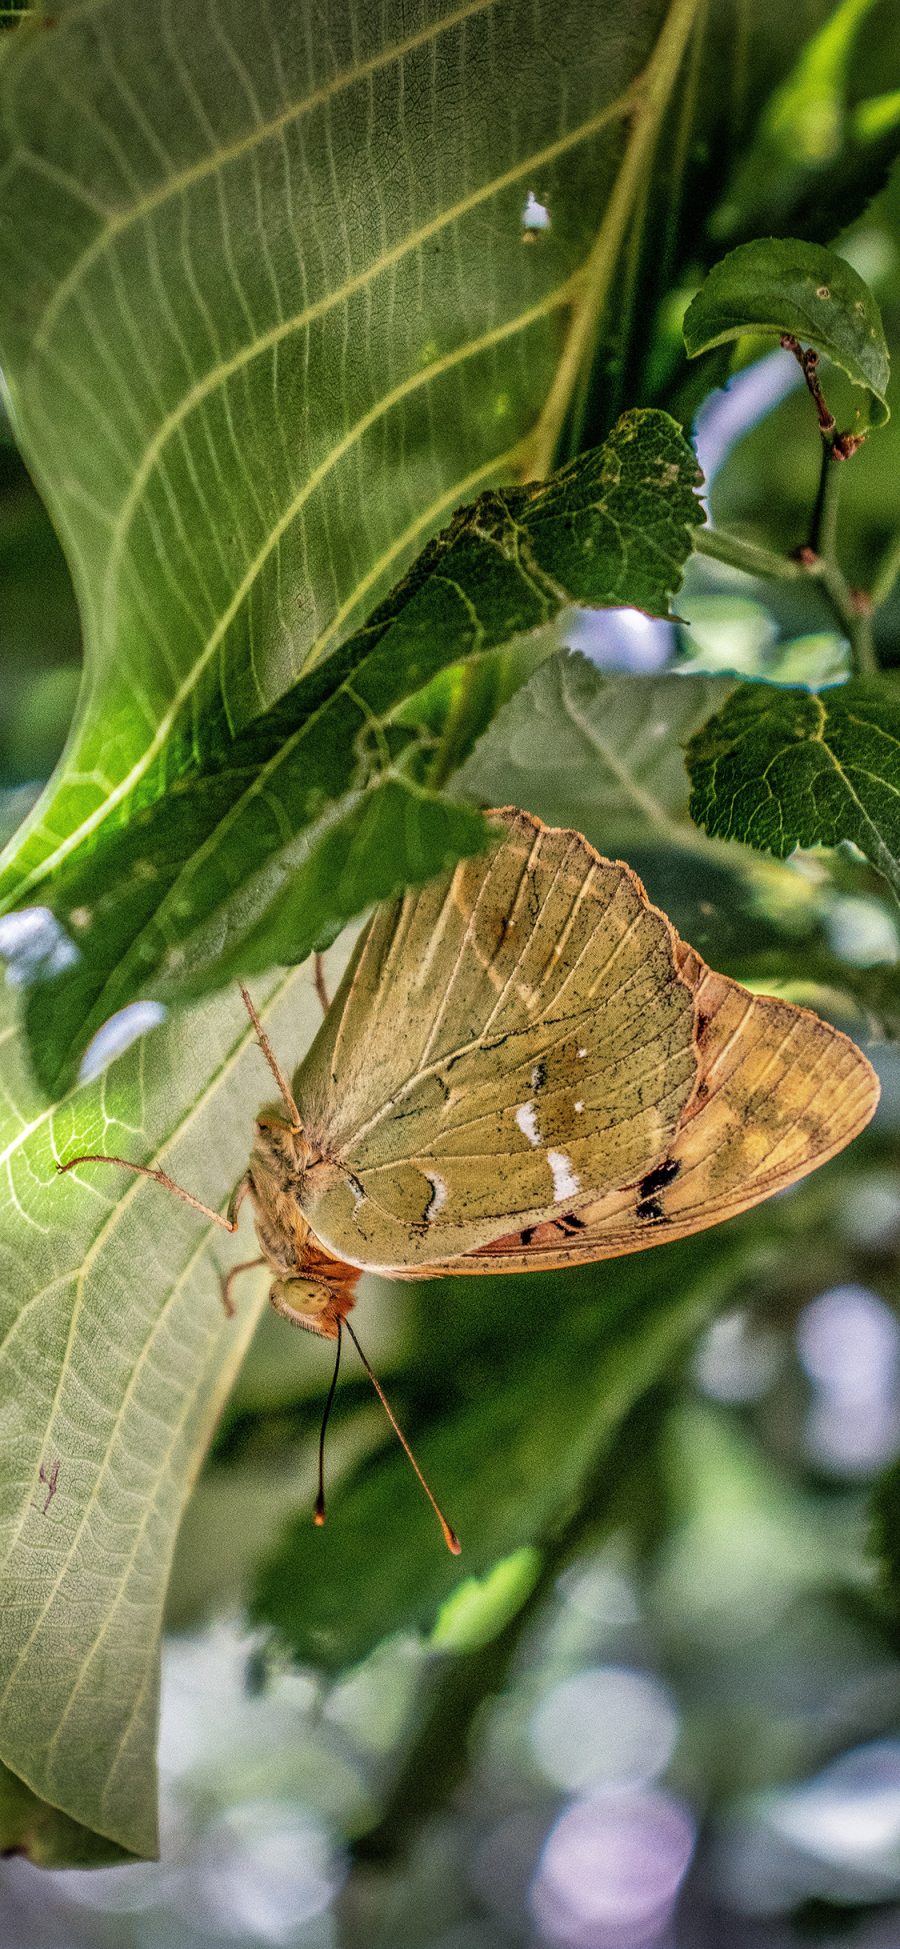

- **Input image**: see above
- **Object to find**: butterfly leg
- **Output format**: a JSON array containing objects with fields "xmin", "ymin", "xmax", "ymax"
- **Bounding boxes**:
[
  {"xmin": 220, "ymin": 1256, "xmax": 265, "ymax": 1318},
  {"xmin": 56, "ymin": 1153, "xmax": 241, "ymax": 1231},
  {"xmin": 227, "ymin": 1171, "xmax": 253, "ymax": 1228}
]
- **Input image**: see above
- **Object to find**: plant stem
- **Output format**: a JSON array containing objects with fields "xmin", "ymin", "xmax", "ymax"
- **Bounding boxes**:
[
  {"xmin": 847, "ymin": 601, "xmax": 878, "ymax": 677},
  {"xmin": 871, "ymin": 530, "xmax": 900, "ymax": 611},
  {"xmin": 693, "ymin": 527, "xmax": 806, "ymax": 581},
  {"xmin": 809, "ymin": 440, "xmax": 841, "ymax": 561},
  {"xmin": 809, "ymin": 558, "xmax": 876, "ymax": 677}
]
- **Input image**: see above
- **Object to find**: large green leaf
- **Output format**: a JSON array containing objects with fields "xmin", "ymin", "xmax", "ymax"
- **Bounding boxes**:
[
  {"xmin": 0, "ymin": 965, "xmax": 328, "ymax": 1858},
  {"xmin": 686, "ymin": 677, "xmax": 900, "ymax": 901},
  {"xmin": 0, "ymin": 1762, "xmax": 135, "ymax": 1867},
  {"xmin": 0, "ymin": 0, "xmax": 873, "ymax": 922},
  {"xmin": 9, "ymin": 410, "xmax": 703, "ymax": 1095},
  {"xmin": 0, "ymin": 0, "xmax": 704, "ymax": 918}
]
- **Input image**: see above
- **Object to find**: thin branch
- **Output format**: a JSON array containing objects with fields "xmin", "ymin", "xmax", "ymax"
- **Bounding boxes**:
[
  {"xmin": 809, "ymin": 436, "xmax": 841, "ymax": 561},
  {"xmin": 871, "ymin": 530, "xmax": 900, "ymax": 612},
  {"xmin": 693, "ymin": 527, "xmax": 806, "ymax": 582}
]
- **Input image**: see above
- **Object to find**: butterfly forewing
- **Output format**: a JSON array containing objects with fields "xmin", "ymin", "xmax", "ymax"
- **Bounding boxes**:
[
  {"xmin": 455, "ymin": 946, "xmax": 879, "ymax": 1273},
  {"xmin": 293, "ymin": 809, "xmax": 699, "ymax": 1269}
]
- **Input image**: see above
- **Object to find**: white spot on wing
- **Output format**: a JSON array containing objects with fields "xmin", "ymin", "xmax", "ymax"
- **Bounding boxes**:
[
  {"xmin": 577, "ymin": 1047, "xmax": 587, "ymax": 1059},
  {"xmin": 547, "ymin": 1150, "xmax": 580, "ymax": 1202},
  {"xmin": 423, "ymin": 1171, "xmax": 448, "ymax": 1221},
  {"xmin": 516, "ymin": 1101, "xmax": 542, "ymax": 1147},
  {"xmin": 574, "ymin": 1101, "xmax": 584, "ymax": 1113}
]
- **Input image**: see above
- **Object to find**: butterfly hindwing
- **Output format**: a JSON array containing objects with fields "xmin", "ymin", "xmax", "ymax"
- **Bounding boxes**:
[
  {"xmin": 453, "ymin": 944, "xmax": 879, "ymax": 1274},
  {"xmin": 293, "ymin": 809, "xmax": 699, "ymax": 1269}
]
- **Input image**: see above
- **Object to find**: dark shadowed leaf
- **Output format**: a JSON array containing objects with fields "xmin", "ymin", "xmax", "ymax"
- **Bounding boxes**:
[{"xmin": 686, "ymin": 678, "xmax": 900, "ymax": 900}]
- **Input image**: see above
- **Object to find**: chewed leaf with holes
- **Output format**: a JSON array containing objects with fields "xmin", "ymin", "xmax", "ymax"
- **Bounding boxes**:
[
  {"xmin": 0, "ymin": 0, "xmax": 690, "ymax": 919},
  {"xmin": 0, "ymin": 964, "xmax": 330, "ymax": 1859},
  {"xmin": 13, "ymin": 412, "xmax": 703, "ymax": 1097},
  {"xmin": 685, "ymin": 679, "xmax": 900, "ymax": 902}
]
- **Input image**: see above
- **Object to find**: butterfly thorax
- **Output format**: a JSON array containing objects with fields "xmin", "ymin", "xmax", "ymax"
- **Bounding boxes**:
[{"xmin": 247, "ymin": 1116, "xmax": 360, "ymax": 1338}]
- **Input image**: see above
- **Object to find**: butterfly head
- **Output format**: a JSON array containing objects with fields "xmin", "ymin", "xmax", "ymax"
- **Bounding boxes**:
[{"xmin": 268, "ymin": 1274, "xmax": 354, "ymax": 1339}]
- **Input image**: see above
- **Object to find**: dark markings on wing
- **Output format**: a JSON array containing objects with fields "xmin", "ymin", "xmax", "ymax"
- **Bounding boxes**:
[
  {"xmin": 635, "ymin": 1194, "xmax": 665, "ymax": 1221},
  {"xmin": 638, "ymin": 1156, "xmax": 681, "ymax": 1200}
]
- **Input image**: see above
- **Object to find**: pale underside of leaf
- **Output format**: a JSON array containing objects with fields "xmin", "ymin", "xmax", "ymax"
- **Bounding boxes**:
[{"xmin": 0, "ymin": 964, "xmax": 332, "ymax": 1855}]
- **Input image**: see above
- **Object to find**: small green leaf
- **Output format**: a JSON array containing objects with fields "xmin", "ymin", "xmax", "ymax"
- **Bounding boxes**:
[
  {"xmin": 429, "ymin": 1548, "xmax": 542, "ymax": 1654},
  {"xmin": 8, "ymin": 411, "xmax": 703, "ymax": 1097},
  {"xmin": 683, "ymin": 238, "xmax": 890, "ymax": 427},
  {"xmin": 686, "ymin": 678, "xmax": 900, "ymax": 899}
]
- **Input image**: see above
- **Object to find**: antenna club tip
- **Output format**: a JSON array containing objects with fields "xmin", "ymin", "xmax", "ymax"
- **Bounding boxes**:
[
  {"xmin": 445, "ymin": 1527, "xmax": 462, "ymax": 1556},
  {"xmin": 313, "ymin": 1503, "xmax": 326, "ymax": 1528}
]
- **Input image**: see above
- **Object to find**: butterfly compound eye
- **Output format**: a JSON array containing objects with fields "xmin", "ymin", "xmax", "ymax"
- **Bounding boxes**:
[{"xmin": 269, "ymin": 1276, "xmax": 341, "ymax": 1337}]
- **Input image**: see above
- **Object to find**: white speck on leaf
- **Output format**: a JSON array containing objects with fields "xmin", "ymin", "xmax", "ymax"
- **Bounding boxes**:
[
  {"xmin": 0, "ymin": 907, "xmax": 80, "ymax": 986},
  {"xmin": 522, "ymin": 189, "xmax": 550, "ymax": 235}
]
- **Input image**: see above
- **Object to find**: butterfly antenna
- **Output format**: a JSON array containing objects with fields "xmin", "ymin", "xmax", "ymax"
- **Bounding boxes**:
[
  {"xmin": 238, "ymin": 983, "xmax": 303, "ymax": 1132},
  {"xmin": 314, "ymin": 1319, "xmax": 343, "ymax": 1528},
  {"xmin": 343, "ymin": 1316, "xmax": 461, "ymax": 1555}
]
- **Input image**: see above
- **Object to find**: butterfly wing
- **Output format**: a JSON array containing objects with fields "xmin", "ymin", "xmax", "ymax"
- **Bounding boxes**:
[
  {"xmin": 293, "ymin": 808, "xmax": 699, "ymax": 1269},
  {"xmin": 448, "ymin": 942, "xmax": 879, "ymax": 1273}
]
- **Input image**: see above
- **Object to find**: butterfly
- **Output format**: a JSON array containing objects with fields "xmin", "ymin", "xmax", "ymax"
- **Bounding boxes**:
[{"xmin": 60, "ymin": 807, "xmax": 879, "ymax": 1548}]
